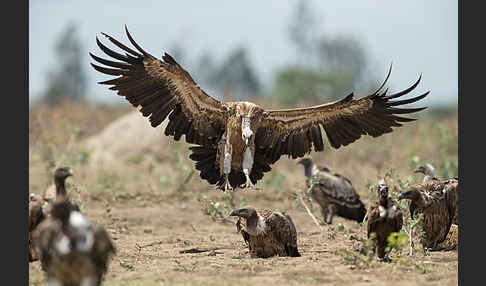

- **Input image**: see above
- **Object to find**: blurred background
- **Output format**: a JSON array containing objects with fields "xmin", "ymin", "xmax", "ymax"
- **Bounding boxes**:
[
  {"xmin": 29, "ymin": 0, "xmax": 457, "ymax": 110},
  {"xmin": 29, "ymin": 3, "xmax": 458, "ymax": 283}
]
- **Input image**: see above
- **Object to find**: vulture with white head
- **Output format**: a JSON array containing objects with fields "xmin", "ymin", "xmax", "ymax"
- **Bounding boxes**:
[
  {"xmin": 90, "ymin": 25, "xmax": 429, "ymax": 192},
  {"xmin": 367, "ymin": 184, "xmax": 403, "ymax": 262},
  {"xmin": 297, "ymin": 158, "xmax": 366, "ymax": 224},
  {"xmin": 230, "ymin": 207, "xmax": 300, "ymax": 258}
]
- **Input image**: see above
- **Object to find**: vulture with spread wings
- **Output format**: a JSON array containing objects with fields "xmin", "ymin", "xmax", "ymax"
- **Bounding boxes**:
[{"xmin": 91, "ymin": 26, "xmax": 430, "ymax": 191}]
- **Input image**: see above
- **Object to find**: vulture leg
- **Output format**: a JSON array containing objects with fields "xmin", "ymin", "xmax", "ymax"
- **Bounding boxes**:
[
  {"xmin": 327, "ymin": 204, "xmax": 337, "ymax": 224},
  {"xmin": 223, "ymin": 142, "xmax": 233, "ymax": 192},
  {"xmin": 241, "ymin": 146, "xmax": 259, "ymax": 189}
]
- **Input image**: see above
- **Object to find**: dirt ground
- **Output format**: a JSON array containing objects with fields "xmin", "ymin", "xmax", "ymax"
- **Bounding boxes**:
[{"xmin": 28, "ymin": 104, "xmax": 458, "ymax": 286}]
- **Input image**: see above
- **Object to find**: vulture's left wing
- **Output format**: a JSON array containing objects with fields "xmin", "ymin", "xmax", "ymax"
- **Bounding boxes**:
[
  {"xmin": 255, "ymin": 66, "xmax": 429, "ymax": 162},
  {"xmin": 90, "ymin": 26, "xmax": 228, "ymax": 146}
]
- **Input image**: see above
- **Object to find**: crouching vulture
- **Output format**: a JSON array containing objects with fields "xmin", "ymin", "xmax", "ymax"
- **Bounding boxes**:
[
  {"xmin": 90, "ymin": 25, "xmax": 429, "ymax": 192},
  {"xmin": 414, "ymin": 163, "xmax": 459, "ymax": 225},
  {"xmin": 230, "ymin": 207, "xmax": 301, "ymax": 258},
  {"xmin": 29, "ymin": 167, "xmax": 77, "ymax": 263},
  {"xmin": 297, "ymin": 158, "xmax": 366, "ymax": 224},
  {"xmin": 398, "ymin": 179, "xmax": 457, "ymax": 251},
  {"xmin": 34, "ymin": 199, "xmax": 116, "ymax": 286},
  {"xmin": 367, "ymin": 184, "xmax": 403, "ymax": 262}
]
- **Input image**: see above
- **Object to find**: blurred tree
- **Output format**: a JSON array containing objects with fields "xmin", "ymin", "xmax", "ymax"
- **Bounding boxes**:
[
  {"xmin": 207, "ymin": 47, "xmax": 261, "ymax": 100},
  {"xmin": 43, "ymin": 23, "xmax": 87, "ymax": 105},
  {"xmin": 271, "ymin": 0, "xmax": 375, "ymax": 106},
  {"xmin": 193, "ymin": 50, "xmax": 217, "ymax": 85},
  {"xmin": 288, "ymin": 0, "xmax": 318, "ymax": 66},
  {"xmin": 168, "ymin": 40, "xmax": 187, "ymax": 67}
]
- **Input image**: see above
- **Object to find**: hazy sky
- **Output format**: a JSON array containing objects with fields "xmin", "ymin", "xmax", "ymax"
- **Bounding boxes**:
[{"xmin": 29, "ymin": 0, "xmax": 457, "ymax": 106}]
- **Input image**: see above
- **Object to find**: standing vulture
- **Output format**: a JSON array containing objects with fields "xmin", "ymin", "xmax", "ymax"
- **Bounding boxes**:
[
  {"xmin": 29, "ymin": 167, "xmax": 77, "ymax": 263},
  {"xmin": 297, "ymin": 158, "xmax": 366, "ymax": 224},
  {"xmin": 367, "ymin": 184, "xmax": 403, "ymax": 261},
  {"xmin": 398, "ymin": 180, "xmax": 457, "ymax": 251},
  {"xmin": 35, "ymin": 199, "xmax": 116, "ymax": 286},
  {"xmin": 229, "ymin": 207, "xmax": 301, "ymax": 258},
  {"xmin": 90, "ymin": 25, "xmax": 429, "ymax": 191},
  {"xmin": 414, "ymin": 163, "xmax": 459, "ymax": 225}
]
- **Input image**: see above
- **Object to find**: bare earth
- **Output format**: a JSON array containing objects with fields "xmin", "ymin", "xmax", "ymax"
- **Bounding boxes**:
[{"xmin": 28, "ymin": 106, "xmax": 458, "ymax": 286}]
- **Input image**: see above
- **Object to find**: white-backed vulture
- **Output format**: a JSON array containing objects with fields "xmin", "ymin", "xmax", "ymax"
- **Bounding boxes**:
[
  {"xmin": 29, "ymin": 167, "xmax": 77, "ymax": 263},
  {"xmin": 367, "ymin": 184, "xmax": 403, "ymax": 261},
  {"xmin": 297, "ymin": 158, "xmax": 366, "ymax": 224},
  {"xmin": 398, "ymin": 180, "xmax": 456, "ymax": 251},
  {"xmin": 414, "ymin": 163, "xmax": 459, "ymax": 225},
  {"xmin": 35, "ymin": 199, "xmax": 116, "ymax": 286},
  {"xmin": 90, "ymin": 25, "xmax": 429, "ymax": 192},
  {"xmin": 229, "ymin": 207, "xmax": 300, "ymax": 258}
]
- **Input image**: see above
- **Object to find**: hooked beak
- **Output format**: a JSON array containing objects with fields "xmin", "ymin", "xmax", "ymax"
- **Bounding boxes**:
[
  {"xmin": 229, "ymin": 209, "xmax": 240, "ymax": 217},
  {"xmin": 397, "ymin": 192, "xmax": 408, "ymax": 201}
]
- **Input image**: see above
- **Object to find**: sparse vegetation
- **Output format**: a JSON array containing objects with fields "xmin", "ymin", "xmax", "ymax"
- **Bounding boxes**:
[{"xmin": 29, "ymin": 100, "xmax": 457, "ymax": 286}]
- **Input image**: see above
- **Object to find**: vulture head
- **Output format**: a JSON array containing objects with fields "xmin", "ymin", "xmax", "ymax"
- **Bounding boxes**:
[
  {"xmin": 235, "ymin": 102, "xmax": 264, "ymax": 146},
  {"xmin": 53, "ymin": 167, "xmax": 74, "ymax": 199},
  {"xmin": 297, "ymin": 158, "xmax": 319, "ymax": 178},
  {"xmin": 398, "ymin": 188, "xmax": 421, "ymax": 202},
  {"xmin": 378, "ymin": 184, "xmax": 389, "ymax": 198},
  {"xmin": 230, "ymin": 207, "xmax": 265, "ymax": 235},
  {"xmin": 413, "ymin": 164, "xmax": 435, "ymax": 177},
  {"xmin": 55, "ymin": 167, "xmax": 73, "ymax": 181}
]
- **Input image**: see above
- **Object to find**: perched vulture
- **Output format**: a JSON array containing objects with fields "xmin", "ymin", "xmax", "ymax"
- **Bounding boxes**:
[
  {"xmin": 398, "ymin": 180, "xmax": 456, "ymax": 251},
  {"xmin": 29, "ymin": 167, "xmax": 77, "ymax": 263},
  {"xmin": 297, "ymin": 158, "xmax": 366, "ymax": 224},
  {"xmin": 35, "ymin": 199, "xmax": 116, "ymax": 286},
  {"xmin": 91, "ymin": 25, "xmax": 429, "ymax": 191},
  {"xmin": 367, "ymin": 184, "xmax": 403, "ymax": 261},
  {"xmin": 414, "ymin": 163, "xmax": 459, "ymax": 225},
  {"xmin": 229, "ymin": 207, "xmax": 301, "ymax": 258}
]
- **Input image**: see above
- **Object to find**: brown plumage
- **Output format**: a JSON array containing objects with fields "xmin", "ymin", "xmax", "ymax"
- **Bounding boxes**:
[
  {"xmin": 297, "ymin": 158, "xmax": 366, "ymax": 224},
  {"xmin": 398, "ymin": 180, "xmax": 456, "ymax": 250},
  {"xmin": 29, "ymin": 167, "xmax": 77, "ymax": 263},
  {"xmin": 91, "ymin": 25, "xmax": 429, "ymax": 191},
  {"xmin": 413, "ymin": 164, "xmax": 459, "ymax": 225},
  {"xmin": 230, "ymin": 207, "xmax": 300, "ymax": 258},
  {"xmin": 34, "ymin": 199, "xmax": 116, "ymax": 286},
  {"xmin": 29, "ymin": 193, "xmax": 46, "ymax": 262},
  {"xmin": 367, "ymin": 184, "xmax": 403, "ymax": 261}
]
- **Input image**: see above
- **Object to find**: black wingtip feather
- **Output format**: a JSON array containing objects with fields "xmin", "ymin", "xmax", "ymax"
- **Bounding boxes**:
[
  {"xmin": 371, "ymin": 63, "xmax": 393, "ymax": 96},
  {"xmin": 387, "ymin": 91, "xmax": 430, "ymax": 107},
  {"xmin": 125, "ymin": 25, "xmax": 149, "ymax": 56}
]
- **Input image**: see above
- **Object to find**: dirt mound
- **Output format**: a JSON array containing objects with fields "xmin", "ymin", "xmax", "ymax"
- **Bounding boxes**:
[{"xmin": 82, "ymin": 111, "xmax": 171, "ymax": 169}]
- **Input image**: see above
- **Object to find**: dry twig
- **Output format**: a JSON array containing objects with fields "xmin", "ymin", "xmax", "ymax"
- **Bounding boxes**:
[{"xmin": 297, "ymin": 190, "xmax": 324, "ymax": 232}]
